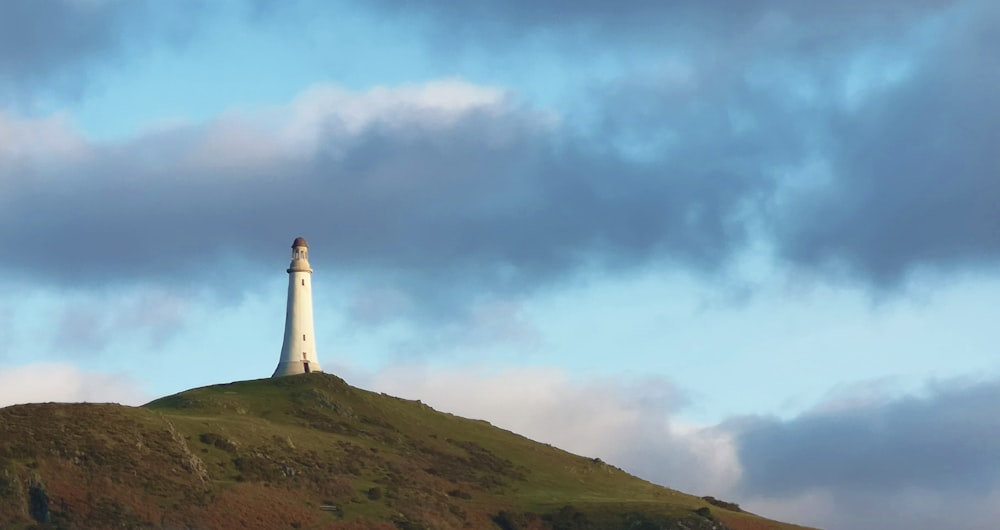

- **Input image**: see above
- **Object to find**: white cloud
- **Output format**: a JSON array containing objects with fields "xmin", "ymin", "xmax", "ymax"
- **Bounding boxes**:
[
  {"xmin": 0, "ymin": 112, "xmax": 90, "ymax": 166},
  {"xmin": 250, "ymin": 78, "xmax": 519, "ymax": 159},
  {"xmin": 740, "ymin": 490, "xmax": 835, "ymax": 530},
  {"xmin": 0, "ymin": 362, "xmax": 147, "ymax": 407},
  {"xmin": 287, "ymin": 78, "xmax": 508, "ymax": 136},
  {"xmin": 181, "ymin": 116, "xmax": 289, "ymax": 172},
  {"xmin": 173, "ymin": 78, "xmax": 528, "ymax": 174},
  {"xmin": 361, "ymin": 365, "xmax": 742, "ymax": 495}
]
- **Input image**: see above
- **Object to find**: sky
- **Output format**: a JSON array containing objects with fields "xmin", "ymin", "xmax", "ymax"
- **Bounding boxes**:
[{"xmin": 1, "ymin": 1, "xmax": 999, "ymax": 528}]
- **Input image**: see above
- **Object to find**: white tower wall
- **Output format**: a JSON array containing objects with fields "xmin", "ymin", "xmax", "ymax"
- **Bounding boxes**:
[{"xmin": 272, "ymin": 237, "xmax": 323, "ymax": 377}]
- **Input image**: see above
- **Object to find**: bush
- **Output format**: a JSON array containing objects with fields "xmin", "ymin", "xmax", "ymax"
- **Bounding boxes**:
[
  {"xmin": 491, "ymin": 510, "xmax": 521, "ymax": 530},
  {"xmin": 544, "ymin": 505, "xmax": 590, "ymax": 530},
  {"xmin": 198, "ymin": 433, "xmax": 237, "ymax": 453},
  {"xmin": 701, "ymin": 496, "xmax": 741, "ymax": 512}
]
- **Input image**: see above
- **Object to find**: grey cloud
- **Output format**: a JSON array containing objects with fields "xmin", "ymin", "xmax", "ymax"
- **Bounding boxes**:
[
  {"xmin": 5, "ymin": 0, "xmax": 999, "ymax": 303},
  {"xmin": 0, "ymin": 0, "xmax": 211, "ymax": 105},
  {"xmin": 733, "ymin": 377, "xmax": 1000, "ymax": 529},
  {"xmin": 354, "ymin": 0, "xmax": 1000, "ymax": 289},
  {"xmin": 360, "ymin": 0, "xmax": 958, "ymax": 52},
  {"xmin": 54, "ymin": 306, "xmax": 111, "ymax": 353},
  {"xmin": 775, "ymin": 3, "xmax": 1000, "ymax": 284},
  {"xmin": 50, "ymin": 291, "xmax": 187, "ymax": 356},
  {"xmin": 371, "ymin": 364, "xmax": 1000, "ymax": 529},
  {"xmin": 0, "ymin": 91, "xmax": 769, "ymax": 308},
  {"xmin": 734, "ymin": 378, "xmax": 1000, "ymax": 497},
  {"xmin": 0, "ymin": 0, "xmax": 128, "ymax": 99},
  {"xmin": 744, "ymin": 487, "xmax": 1000, "ymax": 530}
]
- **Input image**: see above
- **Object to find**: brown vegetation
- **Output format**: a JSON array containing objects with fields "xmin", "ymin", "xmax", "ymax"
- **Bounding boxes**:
[{"xmin": 0, "ymin": 374, "xmax": 816, "ymax": 530}]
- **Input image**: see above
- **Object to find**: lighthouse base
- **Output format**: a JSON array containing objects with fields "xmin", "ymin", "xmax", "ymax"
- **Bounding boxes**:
[{"xmin": 272, "ymin": 360, "xmax": 323, "ymax": 377}]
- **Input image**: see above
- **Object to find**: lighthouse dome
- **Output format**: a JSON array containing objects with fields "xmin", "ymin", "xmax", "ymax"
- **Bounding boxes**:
[{"xmin": 292, "ymin": 237, "xmax": 308, "ymax": 248}]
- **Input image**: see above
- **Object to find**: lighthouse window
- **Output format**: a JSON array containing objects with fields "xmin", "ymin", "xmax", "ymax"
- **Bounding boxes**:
[
  {"xmin": 301, "ymin": 279, "xmax": 305, "ymax": 286},
  {"xmin": 302, "ymin": 334, "xmax": 306, "ymax": 341}
]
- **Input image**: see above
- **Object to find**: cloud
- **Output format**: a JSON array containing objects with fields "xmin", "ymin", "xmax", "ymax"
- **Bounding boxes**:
[
  {"xmin": 0, "ymin": 362, "xmax": 147, "ymax": 407},
  {"xmin": 362, "ymin": 1, "xmax": 950, "ymax": 36},
  {"xmin": 364, "ymin": 364, "xmax": 1000, "ymax": 529},
  {"xmin": 350, "ymin": 0, "xmax": 1000, "ymax": 291},
  {"xmin": 355, "ymin": 0, "xmax": 961, "ymax": 66},
  {"xmin": 0, "ymin": 285, "xmax": 189, "ymax": 361},
  {"xmin": 0, "ymin": 79, "xmax": 761, "ymax": 309},
  {"xmin": 743, "ymin": 485, "xmax": 1000, "ymax": 530},
  {"xmin": 0, "ymin": 0, "xmax": 206, "ymax": 105},
  {"xmin": 4, "ymin": 0, "xmax": 999, "ymax": 307},
  {"xmin": 736, "ymin": 378, "xmax": 1000, "ymax": 495},
  {"xmin": 775, "ymin": 1, "xmax": 1000, "ymax": 285},
  {"xmin": 732, "ymin": 376, "xmax": 1000, "ymax": 529},
  {"xmin": 0, "ymin": 0, "xmax": 126, "ymax": 100},
  {"xmin": 0, "ymin": 306, "xmax": 13, "ymax": 358},
  {"xmin": 0, "ymin": 111, "xmax": 88, "ymax": 162},
  {"xmin": 360, "ymin": 296, "xmax": 542, "ymax": 357},
  {"xmin": 363, "ymin": 365, "xmax": 741, "ymax": 495},
  {"xmin": 52, "ymin": 289, "xmax": 188, "ymax": 355}
]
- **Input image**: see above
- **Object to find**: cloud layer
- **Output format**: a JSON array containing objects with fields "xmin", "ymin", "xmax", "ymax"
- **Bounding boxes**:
[
  {"xmin": 362, "ymin": 365, "xmax": 1000, "ymax": 530},
  {"xmin": 356, "ymin": 0, "xmax": 1000, "ymax": 290},
  {"xmin": 776, "ymin": 6, "xmax": 1000, "ymax": 282},
  {"xmin": 363, "ymin": 365, "xmax": 741, "ymax": 495},
  {"xmin": 734, "ymin": 377, "xmax": 1000, "ymax": 529},
  {"xmin": 2, "ymin": 1, "xmax": 998, "ymax": 309},
  {"xmin": 0, "ymin": 0, "xmax": 206, "ymax": 105},
  {"xmin": 0, "ymin": 362, "xmax": 147, "ymax": 407},
  {"xmin": 0, "ymin": 79, "xmax": 759, "ymax": 306}
]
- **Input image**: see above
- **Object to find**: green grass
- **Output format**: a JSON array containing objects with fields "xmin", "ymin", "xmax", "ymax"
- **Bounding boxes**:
[{"xmin": 0, "ymin": 373, "xmax": 816, "ymax": 530}]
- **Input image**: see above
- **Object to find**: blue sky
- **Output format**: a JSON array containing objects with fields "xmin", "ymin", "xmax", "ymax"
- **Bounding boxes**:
[{"xmin": 2, "ymin": 1, "xmax": 1000, "ymax": 528}]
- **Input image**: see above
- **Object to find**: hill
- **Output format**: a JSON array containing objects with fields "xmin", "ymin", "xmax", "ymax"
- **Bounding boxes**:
[{"xmin": 0, "ymin": 373, "xmax": 814, "ymax": 530}]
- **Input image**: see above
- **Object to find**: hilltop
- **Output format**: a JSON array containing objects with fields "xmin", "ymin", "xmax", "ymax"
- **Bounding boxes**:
[{"xmin": 0, "ymin": 373, "xmax": 814, "ymax": 530}]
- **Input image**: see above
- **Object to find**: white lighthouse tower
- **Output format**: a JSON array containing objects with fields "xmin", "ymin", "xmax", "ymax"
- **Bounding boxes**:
[{"xmin": 272, "ymin": 237, "xmax": 323, "ymax": 377}]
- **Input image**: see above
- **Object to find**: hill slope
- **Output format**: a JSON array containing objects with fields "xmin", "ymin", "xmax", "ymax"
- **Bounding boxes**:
[{"xmin": 0, "ymin": 373, "xmax": 814, "ymax": 530}]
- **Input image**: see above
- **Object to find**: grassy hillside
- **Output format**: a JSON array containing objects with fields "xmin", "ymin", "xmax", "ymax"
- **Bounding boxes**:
[{"xmin": 0, "ymin": 373, "xmax": 815, "ymax": 530}]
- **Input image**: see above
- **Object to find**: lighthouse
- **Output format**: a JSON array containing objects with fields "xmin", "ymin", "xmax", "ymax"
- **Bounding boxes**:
[{"xmin": 272, "ymin": 237, "xmax": 323, "ymax": 377}]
